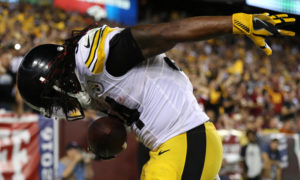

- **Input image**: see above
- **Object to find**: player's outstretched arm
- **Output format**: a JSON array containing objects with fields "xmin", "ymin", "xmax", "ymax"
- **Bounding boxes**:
[
  {"xmin": 106, "ymin": 13, "xmax": 295, "ymax": 77},
  {"xmin": 131, "ymin": 16, "xmax": 232, "ymax": 58},
  {"xmin": 131, "ymin": 13, "xmax": 295, "ymax": 58}
]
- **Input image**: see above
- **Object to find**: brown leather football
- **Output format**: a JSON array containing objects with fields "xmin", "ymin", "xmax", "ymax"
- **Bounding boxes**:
[{"xmin": 87, "ymin": 116, "xmax": 127, "ymax": 160}]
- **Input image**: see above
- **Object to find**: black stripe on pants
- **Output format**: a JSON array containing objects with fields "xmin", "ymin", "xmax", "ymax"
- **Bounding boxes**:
[{"xmin": 182, "ymin": 124, "xmax": 206, "ymax": 180}]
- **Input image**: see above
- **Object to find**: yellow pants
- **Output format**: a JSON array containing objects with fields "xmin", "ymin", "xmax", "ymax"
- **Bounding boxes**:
[{"xmin": 141, "ymin": 122, "xmax": 223, "ymax": 180}]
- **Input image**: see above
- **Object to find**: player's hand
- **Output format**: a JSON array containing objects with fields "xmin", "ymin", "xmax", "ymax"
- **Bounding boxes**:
[
  {"xmin": 232, "ymin": 13, "xmax": 295, "ymax": 55},
  {"xmin": 87, "ymin": 144, "xmax": 115, "ymax": 160}
]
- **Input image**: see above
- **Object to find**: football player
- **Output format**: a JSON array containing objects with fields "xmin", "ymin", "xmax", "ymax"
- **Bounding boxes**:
[{"xmin": 17, "ymin": 13, "xmax": 295, "ymax": 179}]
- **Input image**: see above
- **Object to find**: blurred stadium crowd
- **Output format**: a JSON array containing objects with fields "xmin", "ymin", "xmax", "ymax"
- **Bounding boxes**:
[
  {"xmin": 167, "ymin": 36, "xmax": 300, "ymax": 135},
  {"xmin": 0, "ymin": 2, "xmax": 92, "ymax": 114},
  {"xmin": 1, "ymin": 2, "xmax": 300, "ymax": 180}
]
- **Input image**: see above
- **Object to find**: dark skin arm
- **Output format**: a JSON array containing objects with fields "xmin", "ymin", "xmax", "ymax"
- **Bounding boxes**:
[{"xmin": 131, "ymin": 16, "xmax": 232, "ymax": 58}]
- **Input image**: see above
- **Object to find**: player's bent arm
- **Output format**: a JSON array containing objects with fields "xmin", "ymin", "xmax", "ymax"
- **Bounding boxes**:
[{"xmin": 131, "ymin": 16, "xmax": 232, "ymax": 58}]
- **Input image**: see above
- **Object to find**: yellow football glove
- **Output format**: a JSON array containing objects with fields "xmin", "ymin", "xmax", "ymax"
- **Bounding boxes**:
[{"xmin": 232, "ymin": 13, "xmax": 295, "ymax": 55}]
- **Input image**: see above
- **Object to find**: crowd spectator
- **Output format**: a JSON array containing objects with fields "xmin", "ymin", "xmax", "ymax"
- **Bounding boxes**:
[
  {"xmin": 57, "ymin": 142, "xmax": 93, "ymax": 180},
  {"xmin": 240, "ymin": 130, "xmax": 263, "ymax": 180},
  {"xmin": 166, "ymin": 35, "xmax": 300, "ymax": 134},
  {"xmin": 0, "ymin": 49, "xmax": 23, "ymax": 116},
  {"xmin": 0, "ymin": 51, "xmax": 15, "ymax": 109},
  {"xmin": 262, "ymin": 138, "xmax": 282, "ymax": 180}
]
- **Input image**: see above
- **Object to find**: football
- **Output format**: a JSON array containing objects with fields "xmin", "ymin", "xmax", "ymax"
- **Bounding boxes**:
[{"xmin": 87, "ymin": 116, "xmax": 127, "ymax": 160}]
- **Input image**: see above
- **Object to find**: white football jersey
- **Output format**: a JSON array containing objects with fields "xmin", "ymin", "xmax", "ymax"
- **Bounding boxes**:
[{"xmin": 75, "ymin": 25, "xmax": 209, "ymax": 150}]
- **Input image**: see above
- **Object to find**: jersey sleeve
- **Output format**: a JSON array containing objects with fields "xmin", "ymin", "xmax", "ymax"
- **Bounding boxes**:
[
  {"xmin": 76, "ymin": 25, "xmax": 122, "ymax": 75},
  {"xmin": 84, "ymin": 25, "xmax": 122, "ymax": 74},
  {"xmin": 75, "ymin": 25, "xmax": 145, "ymax": 78},
  {"xmin": 105, "ymin": 28, "xmax": 145, "ymax": 77}
]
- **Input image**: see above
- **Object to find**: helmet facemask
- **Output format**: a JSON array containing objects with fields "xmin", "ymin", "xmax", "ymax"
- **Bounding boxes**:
[
  {"xmin": 39, "ymin": 47, "xmax": 87, "ymax": 121},
  {"xmin": 40, "ymin": 87, "xmax": 85, "ymax": 121}
]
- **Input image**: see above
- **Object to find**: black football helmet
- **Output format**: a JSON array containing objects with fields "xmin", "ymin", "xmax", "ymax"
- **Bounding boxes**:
[{"xmin": 17, "ymin": 44, "xmax": 90, "ymax": 120}]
